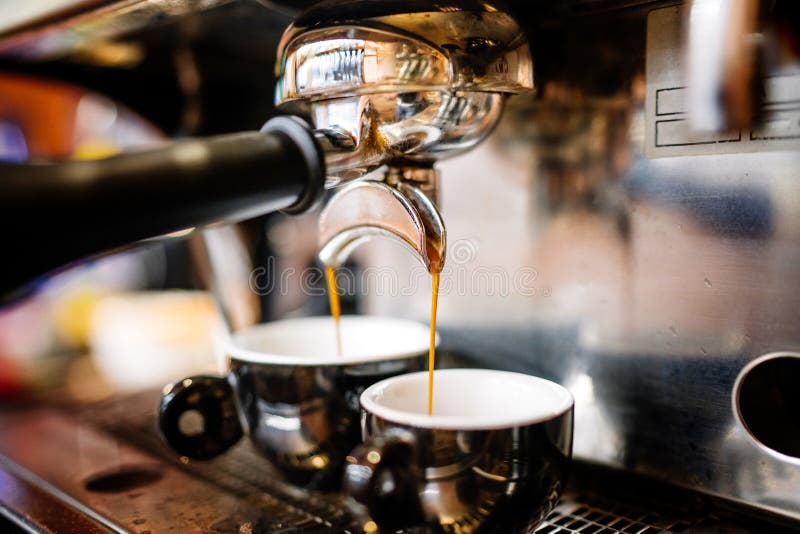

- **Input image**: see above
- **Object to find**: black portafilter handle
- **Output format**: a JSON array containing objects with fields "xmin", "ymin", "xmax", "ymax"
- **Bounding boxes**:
[
  {"xmin": 159, "ymin": 375, "xmax": 244, "ymax": 461},
  {"xmin": 0, "ymin": 116, "xmax": 325, "ymax": 301}
]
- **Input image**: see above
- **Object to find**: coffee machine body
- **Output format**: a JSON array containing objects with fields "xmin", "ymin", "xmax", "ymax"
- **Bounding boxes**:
[
  {"xmin": 352, "ymin": 1, "xmax": 800, "ymax": 523},
  {"xmin": 1, "ymin": 0, "xmax": 799, "ymax": 526}
]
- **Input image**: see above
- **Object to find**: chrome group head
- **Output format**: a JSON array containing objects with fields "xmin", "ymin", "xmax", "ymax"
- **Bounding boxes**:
[{"xmin": 274, "ymin": 0, "xmax": 533, "ymax": 272}]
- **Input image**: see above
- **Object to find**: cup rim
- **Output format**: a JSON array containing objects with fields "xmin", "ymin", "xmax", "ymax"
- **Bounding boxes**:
[
  {"xmin": 226, "ymin": 315, "xmax": 437, "ymax": 366},
  {"xmin": 360, "ymin": 369, "xmax": 574, "ymax": 430}
]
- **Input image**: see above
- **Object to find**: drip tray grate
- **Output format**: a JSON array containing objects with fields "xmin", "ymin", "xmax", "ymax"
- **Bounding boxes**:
[
  {"xmin": 71, "ymin": 391, "xmax": 781, "ymax": 533},
  {"xmin": 536, "ymin": 499, "xmax": 719, "ymax": 534}
]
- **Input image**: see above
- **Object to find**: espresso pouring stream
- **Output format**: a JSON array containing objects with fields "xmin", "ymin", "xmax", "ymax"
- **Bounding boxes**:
[
  {"xmin": 427, "ymin": 272, "xmax": 440, "ymax": 416},
  {"xmin": 326, "ymin": 267, "xmax": 440, "ymax": 416},
  {"xmin": 325, "ymin": 266, "xmax": 343, "ymax": 357}
]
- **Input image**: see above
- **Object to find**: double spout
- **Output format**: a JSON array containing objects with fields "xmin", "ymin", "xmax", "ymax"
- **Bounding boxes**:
[
  {"xmin": 318, "ymin": 166, "xmax": 446, "ymax": 274},
  {"xmin": 307, "ymin": 97, "xmax": 449, "ymax": 273}
]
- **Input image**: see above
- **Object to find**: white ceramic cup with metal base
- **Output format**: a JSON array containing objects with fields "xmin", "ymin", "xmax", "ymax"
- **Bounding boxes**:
[{"xmin": 344, "ymin": 369, "xmax": 574, "ymax": 532}]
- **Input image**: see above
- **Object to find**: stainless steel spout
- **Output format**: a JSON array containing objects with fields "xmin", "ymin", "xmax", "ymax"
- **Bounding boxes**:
[{"xmin": 318, "ymin": 167, "xmax": 446, "ymax": 273}]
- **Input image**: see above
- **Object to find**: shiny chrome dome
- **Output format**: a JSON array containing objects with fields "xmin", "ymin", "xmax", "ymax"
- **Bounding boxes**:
[{"xmin": 274, "ymin": 0, "xmax": 534, "ymax": 183}]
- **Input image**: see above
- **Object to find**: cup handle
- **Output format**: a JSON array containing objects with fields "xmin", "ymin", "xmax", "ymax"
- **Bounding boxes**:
[
  {"xmin": 343, "ymin": 430, "xmax": 427, "ymax": 531},
  {"xmin": 158, "ymin": 375, "xmax": 244, "ymax": 460}
]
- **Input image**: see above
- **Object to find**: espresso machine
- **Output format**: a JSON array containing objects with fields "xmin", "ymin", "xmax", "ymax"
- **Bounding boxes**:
[{"xmin": 0, "ymin": 0, "xmax": 798, "ymax": 532}]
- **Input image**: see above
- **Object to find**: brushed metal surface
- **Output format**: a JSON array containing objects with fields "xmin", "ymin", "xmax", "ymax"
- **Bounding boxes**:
[
  {"xmin": 0, "ymin": 460, "xmax": 116, "ymax": 534},
  {"xmin": 0, "ymin": 410, "xmax": 269, "ymax": 533}
]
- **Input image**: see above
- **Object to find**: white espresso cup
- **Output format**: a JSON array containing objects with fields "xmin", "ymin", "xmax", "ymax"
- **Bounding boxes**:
[
  {"xmin": 344, "ymin": 369, "xmax": 574, "ymax": 532},
  {"xmin": 159, "ymin": 315, "xmax": 432, "ymax": 490}
]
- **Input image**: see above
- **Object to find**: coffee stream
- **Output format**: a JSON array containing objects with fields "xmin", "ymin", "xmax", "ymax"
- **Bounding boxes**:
[
  {"xmin": 325, "ymin": 266, "xmax": 440, "ymax": 416},
  {"xmin": 428, "ymin": 272, "xmax": 440, "ymax": 416},
  {"xmin": 325, "ymin": 266, "xmax": 343, "ymax": 356}
]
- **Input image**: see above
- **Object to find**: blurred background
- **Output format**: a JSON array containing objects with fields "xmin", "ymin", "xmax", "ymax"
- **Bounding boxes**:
[
  {"xmin": 0, "ymin": 72, "xmax": 215, "ymax": 401},
  {"xmin": 0, "ymin": 0, "xmax": 301, "ymax": 401}
]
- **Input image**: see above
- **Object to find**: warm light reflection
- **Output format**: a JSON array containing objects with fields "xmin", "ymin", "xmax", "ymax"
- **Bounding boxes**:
[
  {"xmin": 162, "ymin": 227, "xmax": 196, "ymax": 239},
  {"xmin": 73, "ymin": 41, "xmax": 145, "ymax": 68}
]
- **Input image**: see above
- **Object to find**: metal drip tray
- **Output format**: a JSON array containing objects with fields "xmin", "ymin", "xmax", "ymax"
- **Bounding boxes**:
[
  {"xmin": 538, "ymin": 498, "xmax": 720, "ymax": 534},
  {"xmin": 0, "ymin": 390, "xmax": 793, "ymax": 533}
]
